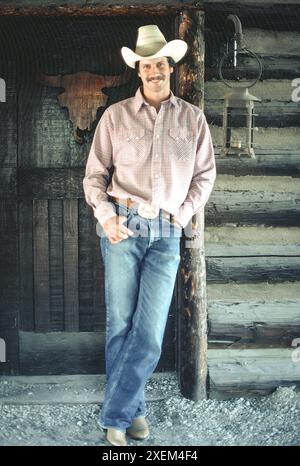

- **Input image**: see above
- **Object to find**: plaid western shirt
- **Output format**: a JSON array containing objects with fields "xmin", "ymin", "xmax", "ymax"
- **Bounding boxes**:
[{"xmin": 83, "ymin": 86, "xmax": 216, "ymax": 228}]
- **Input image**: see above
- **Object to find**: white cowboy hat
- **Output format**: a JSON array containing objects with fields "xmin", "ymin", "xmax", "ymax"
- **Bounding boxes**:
[{"xmin": 121, "ymin": 25, "xmax": 188, "ymax": 69}]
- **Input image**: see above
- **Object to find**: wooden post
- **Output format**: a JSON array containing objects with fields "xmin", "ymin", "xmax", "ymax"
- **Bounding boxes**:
[{"xmin": 176, "ymin": 9, "xmax": 208, "ymax": 400}]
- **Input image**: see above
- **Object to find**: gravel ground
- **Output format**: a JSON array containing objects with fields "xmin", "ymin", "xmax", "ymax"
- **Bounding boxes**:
[{"xmin": 0, "ymin": 374, "xmax": 299, "ymax": 446}]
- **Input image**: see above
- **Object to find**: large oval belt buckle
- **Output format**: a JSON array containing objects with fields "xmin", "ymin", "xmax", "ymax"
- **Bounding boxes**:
[{"xmin": 137, "ymin": 202, "xmax": 159, "ymax": 219}]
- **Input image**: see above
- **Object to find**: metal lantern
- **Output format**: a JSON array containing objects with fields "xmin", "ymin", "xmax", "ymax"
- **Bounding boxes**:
[{"xmin": 219, "ymin": 15, "xmax": 263, "ymax": 159}]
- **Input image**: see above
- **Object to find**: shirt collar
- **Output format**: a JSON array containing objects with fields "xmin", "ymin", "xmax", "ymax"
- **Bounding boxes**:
[{"xmin": 133, "ymin": 86, "xmax": 178, "ymax": 114}]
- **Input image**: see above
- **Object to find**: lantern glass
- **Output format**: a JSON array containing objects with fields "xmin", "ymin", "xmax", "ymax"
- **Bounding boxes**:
[{"xmin": 221, "ymin": 89, "xmax": 260, "ymax": 159}]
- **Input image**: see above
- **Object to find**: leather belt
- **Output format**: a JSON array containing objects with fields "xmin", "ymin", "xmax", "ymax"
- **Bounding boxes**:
[{"xmin": 111, "ymin": 196, "xmax": 177, "ymax": 224}]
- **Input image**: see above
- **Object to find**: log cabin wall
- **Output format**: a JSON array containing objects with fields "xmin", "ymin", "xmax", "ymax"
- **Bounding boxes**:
[{"xmin": 203, "ymin": 1, "xmax": 300, "ymax": 397}]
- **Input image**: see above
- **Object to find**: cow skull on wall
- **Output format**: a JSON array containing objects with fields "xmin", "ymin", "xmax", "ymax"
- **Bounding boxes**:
[{"xmin": 41, "ymin": 71, "xmax": 128, "ymax": 143}]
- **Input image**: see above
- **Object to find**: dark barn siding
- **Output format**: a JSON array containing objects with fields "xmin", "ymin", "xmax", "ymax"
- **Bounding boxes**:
[{"xmin": 0, "ymin": 14, "xmax": 178, "ymax": 375}]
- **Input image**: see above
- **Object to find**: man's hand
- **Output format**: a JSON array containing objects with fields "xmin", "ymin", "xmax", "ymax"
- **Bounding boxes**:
[{"xmin": 103, "ymin": 215, "xmax": 134, "ymax": 244}]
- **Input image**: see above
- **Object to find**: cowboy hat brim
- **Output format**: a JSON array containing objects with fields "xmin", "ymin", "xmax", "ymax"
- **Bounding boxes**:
[{"xmin": 121, "ymin": 40, "xmax": 188, "ymax": 69}]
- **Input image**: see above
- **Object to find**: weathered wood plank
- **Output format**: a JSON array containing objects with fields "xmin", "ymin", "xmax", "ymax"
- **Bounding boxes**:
[
  {"xmin": 0, "ymin": 167, "xmax": 17, "ymax": 197},
  {"xmin": 205, "ymin": 226, "xmax": 300, "ymax": 257},
  {"xmin": 208, "ymin": 300, "xmax": 300, "ymax": 348},
  {"xmin": 18, "ymin": 330, "xmax": 175, "ymax": 375},
  {"xmin": 33, "ymin": 200, "xmax": 50, "ymax": 332},
  {"xmin": 0, "ymin": 200, "xmax": 19, "ymax": 375},
  {"xmin": 0, "ymin": 78, "xmax": 18, "ymax": 375},
  {"xmin": 19, "ymin": 200, "xmax": 34, "ymax": 331},
  {"xmin": 49, "ymin": 200, "xmax": 64, "ymax": 331},
  {"xmin": 19, "ymin": 86, "xmax": 74, "ymax": 168},
  {"xmin": 63, "ymin": 199, "xmax": 79, "ymax": 332},
  {"xmin": 207, "ymin": 256, "xmax": 300, "ymax": 283},
  {"xmin": 208, "ymin": 348, "xmax": 300, "ymax": 398},
  {"xmin": 18, "ymin": 168, "xmax": 84, "ymax": 198},
  {"xmin": 78, "ymin": 200, "xmax": 103, "ymax": 332}
]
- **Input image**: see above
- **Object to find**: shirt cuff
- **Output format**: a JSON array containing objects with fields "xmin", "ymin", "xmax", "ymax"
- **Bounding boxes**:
[
  {"xmin": 94, "ymin": 201, "xmax": 117, "ymax": 227},
  {"xmin": 175, "ymin": 202, "xmax": 194, "ymax": 229}
]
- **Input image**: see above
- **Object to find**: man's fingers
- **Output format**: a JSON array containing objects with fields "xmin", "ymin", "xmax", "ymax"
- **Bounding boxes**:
[
  {"xmin": 117, "ymin": 216, "xmax": 134, "ymax": 236},
  {"xmin": 120, "ymin": 226, "xmax": 134, "ymax": 236}
]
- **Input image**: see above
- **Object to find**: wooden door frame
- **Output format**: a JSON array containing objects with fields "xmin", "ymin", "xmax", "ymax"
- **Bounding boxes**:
[{"xmin": 0, "ymin": 1, "xmax": 207, "ymax": 401}]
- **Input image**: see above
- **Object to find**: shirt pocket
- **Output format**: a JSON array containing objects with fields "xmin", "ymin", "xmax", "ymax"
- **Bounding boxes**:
[
  {"xmin": 116, "ymin": 128, "xmax": 147, "ymax": 164},
  {"xmin": 168, "ymin": 128, "xmax": 195, "ymax": 160}
]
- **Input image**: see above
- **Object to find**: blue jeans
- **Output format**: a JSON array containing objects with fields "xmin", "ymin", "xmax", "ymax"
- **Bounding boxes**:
[{"xmin": 98, "ymin": 202, "xmax": 182, "ymax": 431}]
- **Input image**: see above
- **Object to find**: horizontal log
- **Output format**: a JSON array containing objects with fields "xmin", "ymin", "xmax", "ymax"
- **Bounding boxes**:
[
  {"xmin": 19, "ymin": 330, "xmax": 175, "ymax": 375},
  {"xmin": 206, "ymin": 28, "xmax": 300, "ymax": 56},
  {"xmin": 0, "ymin": 2, "xmax": 200, "ymax": 16},
  {"xmin": 208, "ymin": 300, "xmax": 300, "ymax": 348},
  {"xmin": 210, "ymin": 125, "xmax": 300, "ymax": 153},
  {"xmin": 244, "ymin": 29, "xmax": 300, "ymax": 57},
  {"xmin": 205, "ymin": 79, "xmax": 300, "ymax": 127},
  {"xmin": 207, "ymin": 174, "xmax": 300, "ymax": 226},
  {"xmin": 207, "ymin": 281, "xmax": 300, "ymax": 300},
  {"xmin": 206, "ymin": 103, "xmax": 300, "ymax": 127},
  {"xmin": 206, "ymin": 256, "xmax": 300, "ymax": 283},
  {"xmin": 205, "ymin": 80, "xmax": 298, "ymax": 102},
  {"xmin": 204, "ymin": 1, "xmax": 300, "ymax": 31},
  {"xmin": 208, "ymin": 348, "xmax": 300, "ymax": 397},
  {"xmin": 205, "ymin": 226, "xmax": 300, "ymax": 257},
  {"xmin": 205, "ymin": 57, "xmax": 300, "ymax": 80},
  {"xmin": 214, "ymin": 153, "xmax": 300, "ymax": 177}
]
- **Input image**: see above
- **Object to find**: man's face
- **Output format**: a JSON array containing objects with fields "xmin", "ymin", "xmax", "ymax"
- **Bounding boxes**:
[{"xmin": 138, "ymin": 57, "xmax": 173, "ymax": 94}]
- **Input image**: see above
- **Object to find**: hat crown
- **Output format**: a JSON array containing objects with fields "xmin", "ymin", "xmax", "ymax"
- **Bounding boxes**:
[{"xmin": 135, "ymin": 25, "xmax": 167, "ymax": 56}]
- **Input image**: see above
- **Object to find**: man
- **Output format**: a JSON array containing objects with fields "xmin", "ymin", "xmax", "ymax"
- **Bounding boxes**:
[{"xmin": 83, "ymin": 25, "xmax": 216, "ymax": 446}]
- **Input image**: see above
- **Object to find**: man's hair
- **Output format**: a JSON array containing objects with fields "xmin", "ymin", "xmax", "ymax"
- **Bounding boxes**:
[{"xmin": 135, "ymin": 56, "xmax": 176, "ymax": 73}]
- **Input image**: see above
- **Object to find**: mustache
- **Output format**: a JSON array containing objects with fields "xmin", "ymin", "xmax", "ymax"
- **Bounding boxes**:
[{"xmin": 147, "ymin": 75, "xmax": 165, "ymax": 82}]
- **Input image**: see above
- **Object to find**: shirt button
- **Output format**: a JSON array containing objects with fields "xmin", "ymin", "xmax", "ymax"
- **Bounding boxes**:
[
  {"xmin": 156, "ymin": 135, "xmax": 160, "ymax": 139},
  {"xmin": 155, "ymin": 174, "xmax": 159, "ymax": 178},
  {"xmin": 155, "ymin": 154, "xmax": 159, "ymax": 158}
]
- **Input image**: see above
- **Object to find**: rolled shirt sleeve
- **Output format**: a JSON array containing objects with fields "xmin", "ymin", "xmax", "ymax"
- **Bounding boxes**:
[{"xmin": 175, "ymin": 113, "xmax": 216, "ymax": 228}]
